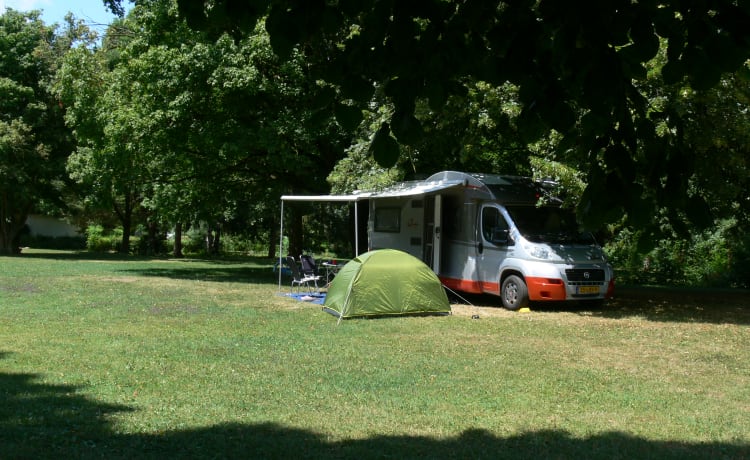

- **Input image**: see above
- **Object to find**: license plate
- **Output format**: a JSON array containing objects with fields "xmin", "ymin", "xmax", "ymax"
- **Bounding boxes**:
[{"xmin": 577, "ymin": 286, "xmax": 600, "ymax": 295}]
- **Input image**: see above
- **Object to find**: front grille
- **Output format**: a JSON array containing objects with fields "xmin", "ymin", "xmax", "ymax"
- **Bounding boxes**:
[{"xmin": 565, "ymin": 269, "xmax": 605, "ymax": 283}]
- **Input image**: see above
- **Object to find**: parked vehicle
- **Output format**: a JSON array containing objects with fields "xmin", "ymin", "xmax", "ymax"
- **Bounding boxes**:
[
  {"xmin": 366, "ymin": 171, "xmax": 615, "ymax": 309},
  {"xmin": 280, "ymin": 170, "xmax": 615, "ymax": 309}
]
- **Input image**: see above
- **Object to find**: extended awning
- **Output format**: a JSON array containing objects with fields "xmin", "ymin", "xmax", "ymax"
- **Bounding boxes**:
[
  {"xmin": 280, "ymin": 193, "xmax": 370, "ymax": 261},
  {"xmin": 281, "ymin": 194, "xmax": 370, "ymax": 202},
  {"xmin": 277, "ymin": 179, "xmax": 465, "ymax": 290},
  {"xmin": 278, "ymin": 194, "xmax": 370, "ymax": 290},
  {"xmin": 361, "ymin": 179, "xmax": 465, "ymax": 198}
]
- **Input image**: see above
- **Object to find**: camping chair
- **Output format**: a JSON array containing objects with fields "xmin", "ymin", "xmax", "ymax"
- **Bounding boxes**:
[
  {"xmin": 299, "ymin": 254, "xmax": 322, "ymax": 292},
  {"xmin": 287, "ymin": 256, "xmax": 320, "ymax": 294}
]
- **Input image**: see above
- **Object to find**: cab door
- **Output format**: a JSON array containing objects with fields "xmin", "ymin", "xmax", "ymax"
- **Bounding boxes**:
[{"xmin": 476, "ymin": 205, "xmax": 512, "ymax": 294}]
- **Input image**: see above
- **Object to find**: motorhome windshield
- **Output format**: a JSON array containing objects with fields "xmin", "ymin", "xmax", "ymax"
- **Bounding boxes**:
[{"xmin": 505, "ymin": 205, "xmax": 596, "ymax": 245}]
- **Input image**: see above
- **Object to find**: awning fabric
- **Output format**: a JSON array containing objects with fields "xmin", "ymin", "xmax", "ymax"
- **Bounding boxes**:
[{"xmin": 278, "ymin": 179, "xmax": 464, "ymax": 290}]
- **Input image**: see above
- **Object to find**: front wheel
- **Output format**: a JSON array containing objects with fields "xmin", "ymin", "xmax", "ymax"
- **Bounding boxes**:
[{"xmin": 501, "ymin": 275, "xmax": 528, "ymax": 310}]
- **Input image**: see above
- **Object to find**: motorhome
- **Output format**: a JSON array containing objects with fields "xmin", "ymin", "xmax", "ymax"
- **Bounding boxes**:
[
  {"xmin": 366, "ymin": 171, "xmax": 614, "ymax": 309},
  {"xmin": 281, "ymin": 170, "xmax": 615, "ymax": 309}
]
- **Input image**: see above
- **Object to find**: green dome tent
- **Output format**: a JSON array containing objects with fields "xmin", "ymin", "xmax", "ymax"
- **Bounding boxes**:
[{"xmin": 323, "ymin": 249, "xmax": 451, "ymax": 319}]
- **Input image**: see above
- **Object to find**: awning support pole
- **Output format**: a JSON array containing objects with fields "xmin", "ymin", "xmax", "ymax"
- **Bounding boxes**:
[
  {"xmin": 354, "ymin": 201, "xmax": 359, "ymax": 256},
  {"xmin": 278, "ymin": 200, "xmax": 284, "ymax": 291}
]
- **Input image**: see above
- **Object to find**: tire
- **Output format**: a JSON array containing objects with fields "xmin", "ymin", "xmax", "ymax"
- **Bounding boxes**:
[{"xmin": 501, "ymin": 275, "xmax": 528, "ymax": 310}]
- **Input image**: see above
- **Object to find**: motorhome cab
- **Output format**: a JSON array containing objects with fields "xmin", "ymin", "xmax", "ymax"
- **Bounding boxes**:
[{"xmin": 368, "ymin": 171, "xmax": 615, "ymax": 309}]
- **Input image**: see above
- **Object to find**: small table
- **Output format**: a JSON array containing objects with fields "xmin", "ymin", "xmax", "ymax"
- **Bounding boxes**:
[{"xmin": 321, "ymin": 262, "xmax": 342, "ymax": 285}]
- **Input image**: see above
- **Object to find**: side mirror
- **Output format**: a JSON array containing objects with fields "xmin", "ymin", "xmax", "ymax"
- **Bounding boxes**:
[{"xmin": 490, "ymin": 228, "xmax": 510, "ymax": 246}]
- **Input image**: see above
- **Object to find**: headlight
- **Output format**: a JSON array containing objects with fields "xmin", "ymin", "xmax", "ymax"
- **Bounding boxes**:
[{"xmin": 527, "ymin": 245, "xmax": 550, "ymax": 259}]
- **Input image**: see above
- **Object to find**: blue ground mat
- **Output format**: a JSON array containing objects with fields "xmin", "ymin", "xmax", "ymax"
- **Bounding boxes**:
[{"xmin": 279, "ymin": 292, "xmax": 326, "ymax": 305}]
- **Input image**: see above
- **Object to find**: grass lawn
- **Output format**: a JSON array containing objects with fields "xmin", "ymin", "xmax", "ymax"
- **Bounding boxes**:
[{"xmin": 1, "ymin": 250, "xmax": 748, "ymax": 459}]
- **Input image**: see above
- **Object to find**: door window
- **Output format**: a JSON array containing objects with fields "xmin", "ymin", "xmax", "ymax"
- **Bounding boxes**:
[{"xmin": 482, "ymin": 207, "xmax": 510, "ymax": 246}]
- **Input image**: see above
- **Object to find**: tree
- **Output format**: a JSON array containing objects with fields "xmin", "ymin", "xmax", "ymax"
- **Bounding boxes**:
[
  {"xmin": 58, "ymin": 26, "xmax": 144, "ymax": 253},
  {"xmin": 67, "ymin": 0, "xmax": 351, "ymax": 255},
  {"xmin": 328, "ymin": 80, "xmax": 532, "ymax": 191},
  {"xmin": 102, "ymin": 0, "xmax": 750, "ymax": 232},
  {"xmin": 602, "ymin": 45, "xmax": 750, "ymax": 286},
  {"xmin": 125, "ymin": 7, "xmax": 351, "ymax": 257},
  {"xmin": 0, "ymin": 10, "xmax": 85, "ymax": 254}
]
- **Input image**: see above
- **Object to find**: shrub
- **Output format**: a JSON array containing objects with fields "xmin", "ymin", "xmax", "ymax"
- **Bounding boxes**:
[
  {"xmin": 85, "ymin": 225, "xmax": 122, "ymax": 253},
  {"xmin": 86, "ymin": 225, "xmax": 106, "ymax": 252},
  {"xmin": 727, "ymin": 233, "xmax": 750, "ymax": 289},
  {"xmin": 221, "ymin": 233, "xmax": 253, "ymax": 254},
  {"xmin": 682, "ymin": 219, "xmax": 734, "ymax": 287},
  {"xmin": 182, "ymin": 227, "xmax": 207, "ymax": 255},
  {"xmin": 605, "ymin": 218, "xmax": 740, "ymax": 288}
]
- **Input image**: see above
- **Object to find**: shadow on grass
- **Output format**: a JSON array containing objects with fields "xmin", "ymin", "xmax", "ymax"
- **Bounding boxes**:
[
  {"xmin": 14, "ymin": 250, "xmax": 137, "ymax": 261},
  {"xmin": 452, "ymin": 286, "xmax": 750, "ymax": 326},
  {"xmin": 16, "ymin": 250, "xmax": 271, "ymax": 265},
  {"xmin": 1, "ymin": 354, "xmax": 747, "ymax": 459},
  {"xmin": 593, "ymin": 285, "xmax": 750, "ymax": 326},
  {"xmin": 0, "ymin": 366, "xmax": 134, "ymax": 458},
  {"xmin": 117, "ymin": 265, "xmax": 280, "ymax": 285},
  {"xmin": 15, "ymin": 250, "xmax": 281, "ymax": 285},
  {"xmin": 115, "ymin": 256, "xmax": 297, "ymax": 286}
]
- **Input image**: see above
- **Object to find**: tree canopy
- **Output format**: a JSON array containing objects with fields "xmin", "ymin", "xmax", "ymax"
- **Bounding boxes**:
[
  {"xmin": 0, "ymin": 10, "xmax": 85, "ymax": 253},
  {"xmin": 1, "ymin": 1, "xmax": 747, "ymax": 285},
  {"xmin": 59, "ymin": 0, "xmax": 350, "ymax": 254},
  {"xmin": 103, "ymin": 0, "xmax": 750, "ymax": 233}
]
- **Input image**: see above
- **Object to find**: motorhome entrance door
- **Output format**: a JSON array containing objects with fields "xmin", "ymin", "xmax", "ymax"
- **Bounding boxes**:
[{"xmin": 422, "ymin": 195, "xmax": 441, "ymax": 271}]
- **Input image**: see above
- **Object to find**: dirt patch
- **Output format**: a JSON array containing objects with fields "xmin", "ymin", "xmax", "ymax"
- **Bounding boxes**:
[
  {"xmin": 148, "ymin": 305, "xmax": 201, "ymax": 315},
  {"xmin": 450, "ymin": 303, "xmax": 519, "ymax": 318},
  {"xmin": 97, "ymin": 276, "xmax": 140, "ymax": 283},
  {"xmin": 0, "ymin": 283, "xmax": 40, "ymax": 293}
]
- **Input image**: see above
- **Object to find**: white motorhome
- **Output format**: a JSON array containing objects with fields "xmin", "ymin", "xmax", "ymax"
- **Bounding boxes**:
[{"xmin": 366, "ymin": 171, "xmax": 614, "ymax": 309}]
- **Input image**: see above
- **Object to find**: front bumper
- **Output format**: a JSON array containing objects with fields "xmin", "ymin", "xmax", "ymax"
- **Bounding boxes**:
[{"xmin": 522, "ymin": 264, "xmax": 614, "ymax": 302}]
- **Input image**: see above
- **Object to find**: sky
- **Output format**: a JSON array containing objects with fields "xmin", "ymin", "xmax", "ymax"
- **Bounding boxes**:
[{"xmin": 0, "ymin": 0, "xmax": 128, "ymax": 27}]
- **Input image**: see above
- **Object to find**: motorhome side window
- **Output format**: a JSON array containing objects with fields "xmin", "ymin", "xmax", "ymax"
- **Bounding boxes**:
[
  {"xmin": 482, "ymin": 207, "xmax": 510, "ymax": 245},
  {"xmin": 374, "ymin": 207, "xmax": 401, "ymax": 232},
  {"xmin": 442, "ymin": 196, "xmax": 462, "ymax": 239}
]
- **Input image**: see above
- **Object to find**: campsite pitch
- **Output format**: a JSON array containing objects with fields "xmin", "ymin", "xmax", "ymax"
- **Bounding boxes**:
[{"xmin": 1, "ymin": 251, "xmax": 748, "ymax": 459}]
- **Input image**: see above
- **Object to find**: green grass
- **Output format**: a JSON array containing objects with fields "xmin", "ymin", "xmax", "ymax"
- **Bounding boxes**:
[{"xmin": 1, "ymin": 250, "xmax": 748, "ymax": 459}]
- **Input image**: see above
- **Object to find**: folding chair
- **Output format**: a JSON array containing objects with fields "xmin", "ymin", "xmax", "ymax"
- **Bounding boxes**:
[
  {"xmin": 287, "ymin": 256, "xmax": 320, "ymax": 294},
  {"xmin": 299, "ymin": 254, "xmax": 322, "ymax": 292}
]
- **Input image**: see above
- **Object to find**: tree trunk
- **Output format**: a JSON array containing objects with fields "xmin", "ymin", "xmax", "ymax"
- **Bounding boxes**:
[
  {"xmin": 113, "ymin": 193, "xmax": 134, "ymax": 254},
  {"xmin": 0, "ymin": 221, "xmax": 23, "ymax": 254},
  {"xmin": 0, "ymin": 192, "xmax": 30, "ymax": 255},
  {"xmin": 203, "ymin": 223, "xmax": 222, "ymax": 255},
  {"xmin": 146, "ymin": 220, "xmax": 159, "ymax": 255},
  {"xmin": 173, "ymin": 222, "xmax": 183, "ymax": 258},
  {"xmin": 288, "ymin": 209, "xmax": 304, "ymax": 259},
  {"xmin": 205, "ymin": 226, "xmax": 214, "ymax": 254},
  {"xmin": 267, "ymin": 217, "xmax": 278, "ymax": 259},
  {"xmin": 121, "ymin": 219, "xmax": 132, "ymax": 254},
  {"xmin": 211, "ymin": 224, "xmax": 221, "ymax": 255}
]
